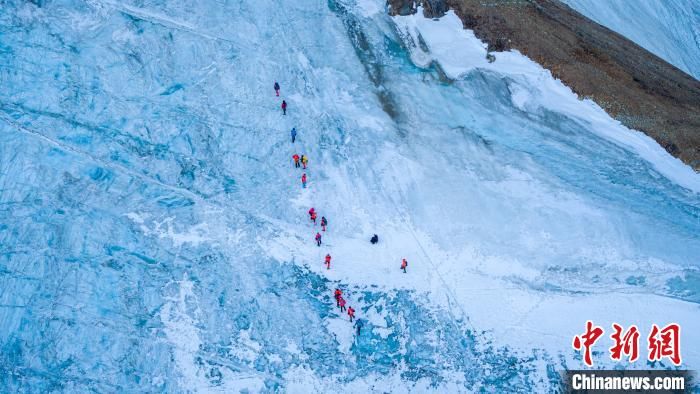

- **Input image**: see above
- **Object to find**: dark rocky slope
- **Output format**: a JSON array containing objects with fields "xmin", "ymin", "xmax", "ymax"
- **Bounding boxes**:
[{"xmin": 388, "ymin": 0, "xmax": 700, "ymax": 171}]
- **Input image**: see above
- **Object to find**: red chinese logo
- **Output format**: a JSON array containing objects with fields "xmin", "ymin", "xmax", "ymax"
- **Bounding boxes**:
[
  {"xmin": 573, "ymin": 322, "xmax": 682, "ymax": 366},
  {"xmin": 572, "ymin": 320, "xmax": 604, "ymax": 366},
  {"xmin": 609, "ymin": 323, "xmax": 640, "ymax": 362},
  {"xmin": 648, "ymin": 323, "xmax": 682, "ymax": 366}
]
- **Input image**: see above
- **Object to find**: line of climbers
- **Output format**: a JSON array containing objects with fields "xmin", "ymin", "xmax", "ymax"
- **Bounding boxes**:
[
  {"xmin": 307, "ymin": 208, "xmax": 328, "ymax": 247},
  {"xmin": 335, "ymin": 288, "xmax": 362, "ymax": 335},
  {"xmin": 275, "ymin": 80, "xmax": 409, "ymax": 339}
]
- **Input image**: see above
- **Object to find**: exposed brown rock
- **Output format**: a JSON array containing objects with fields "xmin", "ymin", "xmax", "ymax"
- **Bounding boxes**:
[
  {"xmin": 387, "ymin": 0, "xmax": 700, "ymax": 170},
  {"xmin": 387, "ymin": 0, "xmax": 416, "ymax": 16}
]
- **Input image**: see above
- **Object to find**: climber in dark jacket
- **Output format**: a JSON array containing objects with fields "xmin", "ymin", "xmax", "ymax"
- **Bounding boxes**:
[{"xmin": 354, "ymin": 318, "xmax": 364, "ymax": 336}]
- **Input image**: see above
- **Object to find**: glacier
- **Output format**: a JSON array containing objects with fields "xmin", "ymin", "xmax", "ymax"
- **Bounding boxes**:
[
  {"xmin": 561, "ymin": 0, "xmax": 700, "ymax": 80},
  {"xmin": 1, "ymin": 0, "xmax": 699, "ymax": 392}
]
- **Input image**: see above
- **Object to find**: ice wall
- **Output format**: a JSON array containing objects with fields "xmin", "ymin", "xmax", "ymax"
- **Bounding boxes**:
[{"xmin": 1, "ymin": 0, "xmax": 699, "ymax": 391}]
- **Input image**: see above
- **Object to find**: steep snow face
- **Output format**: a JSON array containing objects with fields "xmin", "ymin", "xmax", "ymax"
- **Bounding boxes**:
[
  {"xmin": 1, "ymin": 0, "xmax": 699, "ymax": 392},
  {"xmin": 562, "ymin": 0, "xmax": 700, "ymax": 79}
]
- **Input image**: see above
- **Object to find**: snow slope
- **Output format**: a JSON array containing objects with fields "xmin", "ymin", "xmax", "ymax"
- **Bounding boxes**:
[
  {"xmin": 1, "ymin": 0, "xmax": 699, "ymax": 392},
  {"xmin": 562, "ymin": 0, "xmax": 700, "ymax": 80}
]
